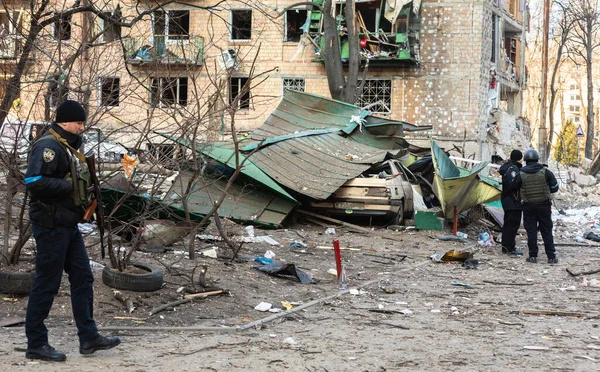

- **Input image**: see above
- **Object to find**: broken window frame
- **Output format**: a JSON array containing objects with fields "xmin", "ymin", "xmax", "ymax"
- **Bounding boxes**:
[
  {"xmin": 0, "ymin": 11, "xmax": 20, "ymax": 58},
  {"xmin": 230, "ymin": 76, "xmax": 251, "ymax": 109},
  {"xmin": 99, "ymin": 77, "xmax": 120, "ymax": 108},
  {"xmin": 282, "ymin": 78, "xmax": 305, "ymax": 93},
  {"xmin": 99, "ymin": 11, "xmax": 122, "ymax": 43},
  {"xmin": 230, "ymin": 9, "xmax": 252, "ymax": 41},
  {"xmin": 53, "ymin": 12, "xmax": 72, "ymax": 41},
  {"xmin": 356, "ymin": 79, "xmax": 392, "ymax": 115},
  {"xmin": 152, "ymin": 10, "xmax": 190, "ymax": 45},
  {"xmin": 150, "ymin": 77, "xmax": 188, "ymax": 108},
  {"xmin": 284, "ymin": 9, "xmax": 308, "ymax": 42}
]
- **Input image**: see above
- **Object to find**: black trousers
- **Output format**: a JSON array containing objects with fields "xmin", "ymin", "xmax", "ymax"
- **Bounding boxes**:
[
  {"xmin": 522, "ymin": 202, "xmax": 556, "ymax": 259},
  {"xmin": 25, "ymin": 224, "xmax": 98, "ymax": 349},
  {"xmin": 502, "ymin": 209, "xmax": 522, "ymax": 251}
]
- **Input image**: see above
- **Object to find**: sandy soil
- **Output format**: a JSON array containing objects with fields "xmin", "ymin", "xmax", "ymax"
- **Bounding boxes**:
[{"xmin": 1, "ymin": 185, "xmax": 600, "ymax": 371}]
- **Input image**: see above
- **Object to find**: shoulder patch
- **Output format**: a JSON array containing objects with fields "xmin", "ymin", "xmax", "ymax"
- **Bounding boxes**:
[{"xmin": 43, "ymin": 148, "xmax": 55, "ymax": 163}]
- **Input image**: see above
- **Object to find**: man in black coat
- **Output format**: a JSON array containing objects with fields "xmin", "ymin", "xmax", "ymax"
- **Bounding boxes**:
[
  {"xmin": 499, "ymin": 150, "xmax": 523, "ymax": 256},
  {"xmin": 512, "ymin": 149, "xmax": 559, "ymax": 264},
  {"xmin": 23, "ymin": 100, "xmax": 120, "ymax": 362}
]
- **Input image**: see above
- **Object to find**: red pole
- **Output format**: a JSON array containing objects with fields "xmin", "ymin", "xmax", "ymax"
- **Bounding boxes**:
[
  {"xmin": 333, "ymin": 240, "xmax": 342, "ymax": 278},
  {"xmin": 453, "ymin": 206, "xmax": 458, "ymax": 236}
]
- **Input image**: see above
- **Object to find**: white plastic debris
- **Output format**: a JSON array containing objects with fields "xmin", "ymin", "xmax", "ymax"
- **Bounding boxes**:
[
  {"xmin": 282, "ymin": 337, "xmax": 297, "ymax": 346},
  {"xmin": 254, "ymin": 302, "xmax": 272, "ymax": 312},
  {"xmin": 324, "ymin": 227, "xmax": 336, "ymax": 235},
  {"xmin": 400, "ymin": 309, "xmax": 413, "ymax": 315},
  {"xmin": 89, "ymin": 260, "xmax": 104, "ymax": 270},
  {"xmin": 580, "ymin": 277, "xmax": 600, "ymax": 287},
  {"xmin": 327, "ymin": 268, "xmax": 338, "ymax": 276},
  {"xmin": 245, "ymin": 225, "xmax": 255, "ymax": 238},
  {"xmin": 200, "ymin": 247, "xmax": 218, "ymax": 259},
  {"xmin": 558, "ymin": 286, "xmax": 577, "ymax": 291},
  {"xmin": 268, "ymin": 308, "xmax": 281, "ymax": 313},
  {"xmin": 264, "ymin": 250, "xmax": 276, "ymax": 259}
]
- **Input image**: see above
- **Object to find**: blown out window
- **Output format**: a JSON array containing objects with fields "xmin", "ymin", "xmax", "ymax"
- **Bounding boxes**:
[{"xmin": 150, "ymin": 77, "xmax": 188, "ymax": 107}]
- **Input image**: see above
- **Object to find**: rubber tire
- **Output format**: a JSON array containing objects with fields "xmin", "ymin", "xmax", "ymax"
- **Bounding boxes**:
[
  {"xmin": 392, "ymin": 202, "xmax": 404, "ymax": 226},
  {"xmin": 102, "ymin": 262, "xmax": 164, "ymax": 292},
  {"xmin": 0, "ymin": 271, "xmax": 35, "ymax": 295}
]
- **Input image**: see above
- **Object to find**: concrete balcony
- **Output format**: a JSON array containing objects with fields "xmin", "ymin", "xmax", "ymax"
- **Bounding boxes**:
[{"xmin": 124, "ymin": 35, "xmax": 204, "ymax": 67}]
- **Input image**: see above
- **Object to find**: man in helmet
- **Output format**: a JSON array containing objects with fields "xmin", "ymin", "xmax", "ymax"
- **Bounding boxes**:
[
  {"xmin": 512, "ymin": 149, "xmax": 559, "ymax": 264},
  {"xmin": 498, "ymin": 149, "xmax": 523, "ymax": 256}
]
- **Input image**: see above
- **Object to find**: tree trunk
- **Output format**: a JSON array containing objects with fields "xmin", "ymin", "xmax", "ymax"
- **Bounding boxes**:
[
  {"xmin": 322, "ymin": 0, "xmax": 345, "ymax": 101},
  {"xmin": 343, "ymin": 0, "xmax": 359, "ymax": 104},
  {"xmin": 584, "ymin": 20, "xmax": 595, "ymax": 159}
]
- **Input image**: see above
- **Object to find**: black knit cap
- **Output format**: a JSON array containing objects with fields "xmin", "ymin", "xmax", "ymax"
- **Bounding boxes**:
[
  {"xmin": 510, "ymin": 149, "xmax": 523, "ymax": 161},
  {"xmin": 55, "ymin": 100, "xmax": 87, "ymax": 123}
]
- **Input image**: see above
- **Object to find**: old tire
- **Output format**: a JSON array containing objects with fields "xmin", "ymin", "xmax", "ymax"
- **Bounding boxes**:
[
  {"xmin": 102, "ymin": 262, "xmax": 163, "ymax": 292},
  {"xmin": 0, "ymin": 271, "xmax": 35, "ymax": 295}
]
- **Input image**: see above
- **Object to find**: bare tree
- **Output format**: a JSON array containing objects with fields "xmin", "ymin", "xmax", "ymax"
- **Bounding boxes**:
[{"xmin": 563, "ymin": 0, "xmax": 600, "ymax": 161}]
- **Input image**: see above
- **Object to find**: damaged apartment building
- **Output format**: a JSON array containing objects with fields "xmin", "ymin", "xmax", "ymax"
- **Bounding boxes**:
[{"xmin": 1, "ymin": 0, "xmax": 528, "ymax": 164}]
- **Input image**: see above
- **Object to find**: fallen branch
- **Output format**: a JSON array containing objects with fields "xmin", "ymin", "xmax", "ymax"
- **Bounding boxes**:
[
  {"xmin": 483, "ymin": 280, "xmax": 534, "ymax": 286},
  {"xmin": 566, "ymin": 268, "xmax": 600, "ymax": 277},
  {"xmin": 114, "ymin": 290, "xmax": 135, "ymax": 314},
  {"xmin": 183, "ymin": 289, "xmax": 224, "ymax": 299},
  {"xmin": 520, "ymin": 309, "xmax": 600, "ymax": 318},
  {"xmin": 149, "ymin": 290, "xmax": 226, "ymax": 316}
]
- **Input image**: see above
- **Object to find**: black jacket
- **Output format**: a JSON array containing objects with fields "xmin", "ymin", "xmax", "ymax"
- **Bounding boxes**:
[
  {"xmin": 512, "ymin": 162, "xmax": 559, "ymax": 202},
  {"xmin": 499, "ymin": 160, "xmax": 522, "ymax": 211},
  {"xmin": 24, "ymin": 123, "xmax": 83, "ymax": 227}
]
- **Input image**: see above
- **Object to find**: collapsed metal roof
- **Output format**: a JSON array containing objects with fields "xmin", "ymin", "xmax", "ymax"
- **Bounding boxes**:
[{"xmin": 235, "ymin": 90, "xmax": 431, "ymax": 200}]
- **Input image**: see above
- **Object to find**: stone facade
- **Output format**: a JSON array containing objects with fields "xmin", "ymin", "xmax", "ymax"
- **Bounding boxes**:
[{"xmin": 2, "ymin": 0, "xmax": 528, "ymax": 161}]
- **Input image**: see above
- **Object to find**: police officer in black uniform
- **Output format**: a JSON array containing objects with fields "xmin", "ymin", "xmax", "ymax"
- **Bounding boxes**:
[
  {"xmin": 499, "ymin": 149, "xmax": 523, "ymax": 256},
  {"xmin": 23, "ymin": 100, "xmax": 120, "ymax": 362},
  {"xmin": 512, "ymin": 149, "xmax": 559, "ymax": 264}
]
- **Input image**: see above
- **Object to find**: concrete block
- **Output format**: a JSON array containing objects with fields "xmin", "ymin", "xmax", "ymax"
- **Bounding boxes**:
[{"xmin": 575, "ymin": 173, "xmax": 597, "ymax": 187}]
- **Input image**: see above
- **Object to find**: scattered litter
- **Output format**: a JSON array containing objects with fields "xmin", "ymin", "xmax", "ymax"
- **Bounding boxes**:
[
  {"xmin": 451, "ymin": 281, "xmax": 472, "ymax": 288},
  {"xmin": 523, "ymin": 346, "xmax": 550, "ymax": 351},
  {"xmin": 282, "ymin": 337, "xmax": 297, "ymax": 346},
  {"xmin": 289, "ymin": 241, "xmax": 307, "ymax": 248},
  {"xmin": 463, "ymin": 259, "xmax": 479, "ymax": 269},
  {"xmin": 254, "ymin": 257, "xmax": 275, "ymax": 265},
  {"xmin": 317, "ymin": 245, "xmax": 361, "ymax": 251},
  {"xmin": 442, "ymin": 250, "xmax": 473, "ymax": 262},
  {"xmin": 269, "ymin": 334, "xmax": 277, "ymax": 338},
  {"xmin": 78, "ymin": 223, "xmax": 96, "ymax": 234},
  {"xmin": 324, "ymin": 227, "xmax": 336, "ymax": 235},
  {"xmin": 264, "ymin": 250, "xmax": 276, "ymax": 259},
  {"xmin": 436, "ymin": 235, "xmax": 469, "ymax": 243},
  {"xmin": 584, "ymin": 232, "xmax": 600, "ymax": 242},
  {"xmin": 349, "ymin": 288, "xmax": 365, "ymax": 295},
  {"xmin": 281, "ymin": 301, "xmax": 293, "ymax": 310},
  {"xmin": 327, "ymin": 268, "xmax": 338, "ymax": 276},
  {"xmin": 245, "ymin": 225, "xmax": 255, "ymax": 238},
  {"xmin": 477, "ymin": 232, "xmax": 495, "ymax": 247},
  {"xmin": 89, "ymin": 260, "xmax": 105, "ymax": 270},
  {"xmin": 580, "ymin": 276, "xmax": 600, "ymax": 287},
  {"xmin": 575, "ymin": 237, "xmax": 586, "ymax": 243},
  {"xmin": 430, "ymin": 309, "xmax": 441, "ymax": 313},
  {"xmin": 429, "ymin": 253, "xmax": 444, "ymax": 263},
  {"xmin": 196, "ymin": 234, "xmax": 223, "ymax": 241},
  {"xmin": 456, "ymin": 232, "xmax": 468, "ymax": 239},
  {"xmin": 255, "ymin": 262, "xmax": 317, "ymax": 284},
  {"xmin": 200, "ymin": 247, "xmax": 218, "ymax": 259},
  {"xmin": 400, "ymin": 309, "xmax": 413, "ymax": 315},
  {"xmin": 254, "ymin": 302, "xmax": 272, "ymax": 312},
  {"xmin": 268, "ymin": 308, "xmax": 281, "ymax": 313},
  {"xmin": 195, "ymin": 234, "xmax": 280, "ymax": 246}
]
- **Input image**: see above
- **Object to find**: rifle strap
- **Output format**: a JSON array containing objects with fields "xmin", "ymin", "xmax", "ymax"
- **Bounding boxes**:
[{"xmin": 48, "ymin": 128, "xmax": 87, "ymax": 162}]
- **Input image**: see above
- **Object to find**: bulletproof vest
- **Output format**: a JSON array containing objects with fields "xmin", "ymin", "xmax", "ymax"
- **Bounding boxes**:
[
  {"xmin": 35, "ymin": 134, "xmax": 91, "ymax": 207},
  {"xmin": 520, "ymin": 169, "xmax": 551, "ymax": 204}
]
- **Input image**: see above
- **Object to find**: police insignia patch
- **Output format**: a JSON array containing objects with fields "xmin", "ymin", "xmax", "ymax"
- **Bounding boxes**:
[{"xmin": 43, "ymin": 148, "xmax": 55, "ymax": 162}]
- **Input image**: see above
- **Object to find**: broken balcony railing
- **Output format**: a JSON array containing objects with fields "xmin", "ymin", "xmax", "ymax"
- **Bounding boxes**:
[{"xmin": 124, "ymin": 35, "xmax": 204, "ymax": 66}]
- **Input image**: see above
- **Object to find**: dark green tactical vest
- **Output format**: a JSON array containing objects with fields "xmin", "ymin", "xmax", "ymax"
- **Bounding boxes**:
[{"xmin": 520, "ymin": 169, "xmax": 551, "ymax": 204}]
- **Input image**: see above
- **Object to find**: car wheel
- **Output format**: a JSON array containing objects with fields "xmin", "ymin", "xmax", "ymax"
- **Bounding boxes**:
[
  {"xmin": 102, "ymin": 262, "xmax": 164, "ymax": 292},
  {"xmin": 392, "ymin": 202, "xmax": 404, "ymax": 225}
]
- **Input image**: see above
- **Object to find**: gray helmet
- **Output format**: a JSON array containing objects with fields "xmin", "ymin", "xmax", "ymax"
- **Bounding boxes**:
[{"xmin": 524, "ymin": 149, "xmax": 540, "ymax": 162}]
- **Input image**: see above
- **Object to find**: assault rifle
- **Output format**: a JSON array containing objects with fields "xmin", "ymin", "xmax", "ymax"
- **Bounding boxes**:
[{"xmin": 83, "ymin": 152, "xmax": 106, "ymax": 258}]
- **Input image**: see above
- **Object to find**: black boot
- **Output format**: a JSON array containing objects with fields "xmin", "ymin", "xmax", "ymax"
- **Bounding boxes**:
[
  {"xmin": 25, "ymin": 345, "xmax": 67, "ymax": 362},
  {"xmin": 80, "ymin": 335, "xmax": 121, "ymax": 355}
]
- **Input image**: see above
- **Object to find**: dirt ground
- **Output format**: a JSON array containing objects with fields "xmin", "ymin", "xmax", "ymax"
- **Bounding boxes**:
[{"xmin": 2, "ymin": 186, "xmax": 600, "ymax": 371}]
